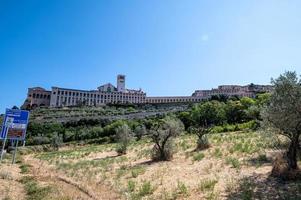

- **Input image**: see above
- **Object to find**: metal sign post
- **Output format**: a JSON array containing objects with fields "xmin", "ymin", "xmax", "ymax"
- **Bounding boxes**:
[
  {"xmin": 12, "ymin": 140, "xmax": 18, "ymax": 164},
  {"xmin": 0, "ymin": 127, "xmax": 9, "ymax": 162}
]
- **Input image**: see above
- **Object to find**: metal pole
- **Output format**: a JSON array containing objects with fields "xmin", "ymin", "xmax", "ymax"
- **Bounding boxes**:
[
  {"xmin": 12, "ymin": 140, "xmax": 18, "ymax": 164},
  {"xmin": 0, "ymin": 127, "xmax": 8, "ymax": 162}
]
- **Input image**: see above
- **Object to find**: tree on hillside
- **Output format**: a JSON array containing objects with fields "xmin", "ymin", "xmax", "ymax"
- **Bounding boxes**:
[
  {"xmin": 115, "ymin": 123, "xmax": 132, "ymax": 155},
  {"xmin": 190, "ymin": 101, "xmax": 226, "ymax": 150},
  {"xmin": 256, "ymin": 93, "xmax": 271, "ymax": 106},
  {"xmin": 262, "ymin": 71, "xmax": 301, "ymax": 175},
  {"xmin": 178, "ymin": 111, "xmax": 193, "ymax": 130},
  {"xmin": 50, "ymin": 132, "xmax": 63, "ymax": 151},
  {"xmin": 225, "ymin": 100, "xmax": 246, "ymax": 124},
  {"xmin": 210, "ymin": 94, "xmax": 228, "ymax": 102},
  {"xmin": 191, "ymin": 101, "xmax": 226, "ymax": 127},
  {"xmin": 190, "ymin": 125, "xmax": 211, "ymax": 150},
  {"xmin": 12, "ymin": 105, "xmax": 19, "ymax": 110},
  {"xmin": 134, "ymin": 124, "xmax": 147, "ymax": 141},
  {"xmin": 151, "ymin": 117, "xmax": 184, "ymax": 161},
  {"xmin": 240, "ymin": 97, "xmax": 255, "ymax": 109}
]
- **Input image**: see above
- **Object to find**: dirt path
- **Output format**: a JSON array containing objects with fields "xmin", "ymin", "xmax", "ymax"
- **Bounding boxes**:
[
  {"xmin": 0, "ymin": 163, "xmax": 26, "ymax": 200},
  {"xmin": 23, "ymin": 155, "xmax": 120, "ymax": 200}
]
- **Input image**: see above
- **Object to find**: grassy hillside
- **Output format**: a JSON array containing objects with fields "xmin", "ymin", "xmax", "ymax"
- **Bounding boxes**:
[{"xmin": 1, "ymin": 130, "xmax": 300, "ymax": 200}]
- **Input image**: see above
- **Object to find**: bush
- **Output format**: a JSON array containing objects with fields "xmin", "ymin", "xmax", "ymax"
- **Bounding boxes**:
[
  {"xmin": 50, "ymin": 132, "xmax": 63, "ymax": 151},
  {"xmin": 127, "ymin": 180, "xmax": 136, "ymax": 192},
  {"xmin": 138, "ymin": 181, "xmax": 153, "ymax": 197},
  {"xmin": 198, "ymin": 179, "xmax": 218, "ymax": 192},
  {"xmin": 210, "ymin": 121, "xmax": 258, "ymax": 134},
  {"xmin": 134, "ymin": 125, "xmax": 147, "ymax": 141},
  {"xmin": 115, "ymin": 124, "xmax": 132, "ymax": 155},
  {"xmin": 193, "ymin": 152, "xmax": 205, "ymax": 161},
  {"xmin": 190, "ymin": 127, "xmax": 210, "ymax": 150},
  {"xmin": 103, "ymin": 120, "xmax": 127, "ymax": 139},
  {"xmin": 20, "ymin": 176, "xmax": 52, "ymax": 200},
  {"xmin": 225, "ymin": 157, "xmax": 241, "ymax": 168},
  {"xmin": 151, "ymin": 117, "xmax": 184, "ymax": 161},
  {"xmin": 176, "ymin": 181, "xmax": 189, "ymax": 196},
  {"xmin": 31, "ymin": 136, "xmax": 50, "ymax": 145}
]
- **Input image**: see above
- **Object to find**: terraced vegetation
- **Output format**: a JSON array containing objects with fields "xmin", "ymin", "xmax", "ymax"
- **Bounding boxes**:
[{"xmin": 29, "ymin": 104, "xmax": 188, "ymax": 123}]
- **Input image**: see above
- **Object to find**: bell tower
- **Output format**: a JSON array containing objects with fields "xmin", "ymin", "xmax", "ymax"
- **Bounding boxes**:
[{"xmin": 117, "ymin": 74, "xmax": 125, "ymax": 92}]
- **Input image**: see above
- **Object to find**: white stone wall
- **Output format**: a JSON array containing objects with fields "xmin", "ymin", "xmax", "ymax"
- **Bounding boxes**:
[{"xmin": 49, "ymin": 87, "xmax": 146, "ymax": 107}]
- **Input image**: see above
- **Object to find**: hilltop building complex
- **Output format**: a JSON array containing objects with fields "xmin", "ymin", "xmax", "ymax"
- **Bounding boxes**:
[
  {"xmin": 21, "ymin": 75, "xmax": 273, "ymax": 109},
  {"xmin": 192, "ymin": 84, "xmax": 273, "ymax": 98}
]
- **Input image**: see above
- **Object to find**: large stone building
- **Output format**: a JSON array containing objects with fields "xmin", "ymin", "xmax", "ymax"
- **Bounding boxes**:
[
  {"xmin": 192, "ymin": 84, "xmax": 273, "ymax": 99},
  {"xmin": 21, "ymin": 75, "xmax": 273, "ymax": 109},
  {"xmin": 49, "ymin": 75, "xmax": 146, "ymax": 107}
]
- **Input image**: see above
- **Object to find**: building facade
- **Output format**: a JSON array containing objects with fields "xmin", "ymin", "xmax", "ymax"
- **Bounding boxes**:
[
  {"xmin": 21, "ymin": 87, "xmax": 51, "ymax": 109},
  {"xmin": 50, "ymin": 87, "xmax": 146, "ymax": 107},
  {"xmin": 21, "ymin": 75, "xmax": 273, "ymax": 109},
  {"xmin": 192, "ymin": 84, "xmax": 273, "ymax": 99},
  {"xmin": 49, "ymin": 75, "xmax": 146, "ymax": 107}
]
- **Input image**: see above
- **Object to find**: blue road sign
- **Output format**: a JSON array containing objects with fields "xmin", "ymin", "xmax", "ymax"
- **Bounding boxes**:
[{"xmin": 0, "ymin": 109, "xmax": 30, "ymax": 140}]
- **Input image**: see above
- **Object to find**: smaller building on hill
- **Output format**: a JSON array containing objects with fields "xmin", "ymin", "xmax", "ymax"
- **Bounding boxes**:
[{"xmin": 21, "ymin": 87, "xmax": 51, "ymax": 109}]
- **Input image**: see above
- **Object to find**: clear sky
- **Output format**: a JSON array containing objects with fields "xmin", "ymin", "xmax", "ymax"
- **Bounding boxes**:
[{"xmin": 0, "ymin": 0, "xmax": 300, "ymax": 112}]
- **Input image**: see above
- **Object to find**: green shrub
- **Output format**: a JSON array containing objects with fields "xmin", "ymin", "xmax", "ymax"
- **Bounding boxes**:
[
  {"xmin": 20, "ymin": 164, "xmax": 32, "ymax": 174},
  {"xmin": 190, "ymin": 127, "xmax": 210, "ymax": 150},
  {"xmin": 176, "ymin": 181, "xmax": 189, "ymax": 196},
  {"xmin": 210, "ymin": 121, "xmax": 258, "ymax": 134},
  {"xmin": 197, "ymin": 135, "xmax": 210, "ymax": 150},
  {"xmin": 210, "ymin": 126, "xmax": 224, "ymax": 133},
  {"xmin": 134, "ymin": 125, "xmax": 147, "ymax": 141},
  {"xmin": 239, "ymin": 178, "xmax": 255, "ymax": 200},
  {"xmin": 213, "ymin": 148, "xmax": 223, "ymax": 158},
  {"xmin": 20, "ymin": 176, "xmax": 52, "ymax": 200},
  {"xmin": 131, "ymin": 166, "xmax": 146, "ymax": 178},
  {"xmin": 198, "ymin": 179, "xmax": 218, "ymax": 192},
  {"xmin": 138, "ymin": 181, "xmax": 153, "ymax": 197},
  {"xmin": 193, "ymin": 152, "xmax": 205, "ymax": 161},
  {"xmin": 127, "ymin": 180, "xmax": 136, "ymax": 192},
  {"xmin": 225, "ymin": 157, "xmax": 241, "ymax": 168},
  {"xmin": 115, "ymin": 124, "xmax": 132, "ymax": 155},
  {"xmin": 50, "ymin": 132, "xmax": 63, "ymax": 151}
]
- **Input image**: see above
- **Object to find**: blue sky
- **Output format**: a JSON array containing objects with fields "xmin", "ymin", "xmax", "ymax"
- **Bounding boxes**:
[{"xmin": 0, "ymin": 0, "xmax": 300, "ymax": 112}]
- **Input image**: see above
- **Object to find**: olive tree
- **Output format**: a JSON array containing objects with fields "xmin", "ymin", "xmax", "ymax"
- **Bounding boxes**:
[
  {"xmin": 190, "ymin": 101, "xmax": 224, "ymax": 150},
  {"xmin": 262, "ymin": 71, "xmax": 301, "ymax": 172},
  {"xmin": 151, "ymin": 117, "xmax": 184, "ymax": 161},
  {"xmin": 190, "ymin": 126, "xmax": 211, "ymax": 150},
  {"xmin": 115, "ymin": 124, "xmax": 132, "ymax": 155},
  {"xmin": 134, "ymin": 125, "xmax": 147, "ymax": 141},
  {"xmin": 50, "ymin": 132, "xmax": 63, "ymax": 151}
]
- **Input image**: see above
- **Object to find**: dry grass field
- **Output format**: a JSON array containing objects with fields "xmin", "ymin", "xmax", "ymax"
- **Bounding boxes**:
[{"xmin": 1, "ymin": 131, "xmax": 301, "ymax": 200}]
